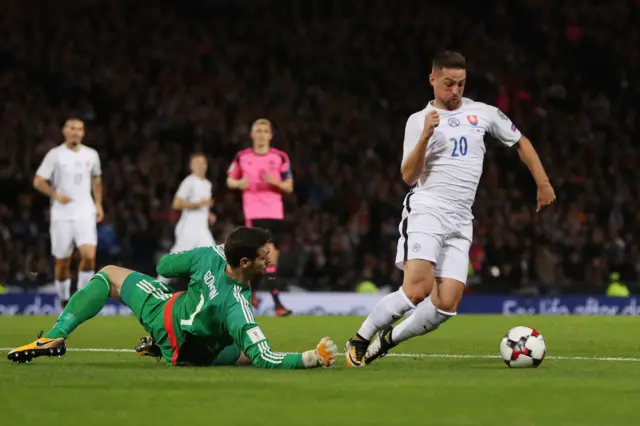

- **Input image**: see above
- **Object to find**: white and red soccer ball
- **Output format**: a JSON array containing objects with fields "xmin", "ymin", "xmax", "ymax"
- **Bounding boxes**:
[{"xmin": 500, "ymin": 326, "xmax": 546, "ymax": 368}]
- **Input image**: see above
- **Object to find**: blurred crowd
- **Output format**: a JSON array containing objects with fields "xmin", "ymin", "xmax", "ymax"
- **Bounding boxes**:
[{"xmin": 1, "ymin": 0, "xmax": 638, "ymax": 294}]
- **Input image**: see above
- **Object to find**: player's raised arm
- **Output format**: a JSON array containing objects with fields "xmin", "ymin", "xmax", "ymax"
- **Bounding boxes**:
[
  {"xmin": 400, "ymin": 111, "xmax": 440, "ymax": 186},
  {"xmin": 224, "ymin": 299, "xmax": 337, "ymax": 369},
  {"xmin": 487, "ymin": 106, "xmax": 556, "ymax": 212},
  {"xmin": 156, "ymin": 247, "xmax": 207, "ymax": 279}
]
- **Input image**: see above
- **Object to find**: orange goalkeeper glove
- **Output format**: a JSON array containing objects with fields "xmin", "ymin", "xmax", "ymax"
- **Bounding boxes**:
[{"xmin": 302, "ymin": 336, "xmax": 338, "ymax": 368}]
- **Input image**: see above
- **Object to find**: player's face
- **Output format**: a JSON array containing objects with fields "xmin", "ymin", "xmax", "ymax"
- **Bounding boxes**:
[
  {"xmin": 242, "ymin": 245, "xmax": 271, "ymax": 280},
  {"xmin": 250, "ymin": 124, "xmax": 272, "ymax": 150},
  {"xmin": 62, "ymin": 120, "xmax": 85, "ymax": 147},
  {"xmin": 190, "ymin": 156, "xmax": 208, "ymax": 177},
  {"xmin": 430, "ymin": 68, "xmax": 466, "ymax": 110}
]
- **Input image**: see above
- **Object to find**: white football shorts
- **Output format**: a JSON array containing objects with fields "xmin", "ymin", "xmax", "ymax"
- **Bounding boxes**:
[
  {"xmin": 50, "ymin": 216, "xmax": 98, "ymax": 259},
  {"xmin": 395, "ymin": 206, "xmax": 473, "ymax": 285},
  {"xmin": 171, "ymin": 223, "xmax": 216, "ymax": 253}
]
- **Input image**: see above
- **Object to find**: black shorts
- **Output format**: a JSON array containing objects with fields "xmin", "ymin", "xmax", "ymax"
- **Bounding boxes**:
[{"xmin": 246, "ymin": 219, "xmax": 286, "ymax": 248}]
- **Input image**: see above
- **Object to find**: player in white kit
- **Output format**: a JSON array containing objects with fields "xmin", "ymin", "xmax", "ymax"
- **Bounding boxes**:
[
  {"xmin": 346, "ymin": 51, "xmax": 556, "ymax": 367},
  {"xmin": 157, "ymin": 153, "xmax": 216, "ymax": 283},
  {"xmin": 34, "ymin": 118, "xmax": 103, "ymax": 307}
]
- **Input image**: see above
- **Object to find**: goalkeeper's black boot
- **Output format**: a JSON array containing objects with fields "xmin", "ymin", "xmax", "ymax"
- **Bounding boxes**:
[
  {"xmin": 345, "ymin": 334, "xmax": 369, "ymax": 367},
  {"xmin": 364, "ymin": 326, "xmax": 397, "ymax": 366},
  {"xmin": 135, "ymin": 336, "xmax": 162, "ymax": 361}
]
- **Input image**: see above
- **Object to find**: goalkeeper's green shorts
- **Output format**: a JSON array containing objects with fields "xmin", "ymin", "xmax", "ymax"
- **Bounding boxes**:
[{"xmin": 120, "ymin": 271, "xmax": 241, "ymax": 366}]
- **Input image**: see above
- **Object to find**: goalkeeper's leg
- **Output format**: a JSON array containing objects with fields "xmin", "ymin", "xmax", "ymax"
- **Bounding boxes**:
[
  {"xmin": 136, "ymin": 340, "xmax": 252, "ymax": 366},
  {"xmin": 8, "ymin": 266, "xmax": 132, "ymax": 363}
]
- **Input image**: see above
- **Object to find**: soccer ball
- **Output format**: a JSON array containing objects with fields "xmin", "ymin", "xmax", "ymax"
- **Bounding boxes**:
[{"xmin": 500, "ymin": 326, "xmax": 546, "ymax": 368}]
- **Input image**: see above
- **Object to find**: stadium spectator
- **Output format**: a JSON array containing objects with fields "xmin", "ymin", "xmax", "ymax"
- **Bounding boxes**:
[{"xmin": 0, "ymin": 0, "xmax": 638, "ymax": 295}]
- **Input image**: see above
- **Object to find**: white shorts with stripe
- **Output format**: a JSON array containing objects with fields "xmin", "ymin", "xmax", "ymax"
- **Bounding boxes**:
[{"xmin": 395, "ymin": 194, "xmax": 473, "ymax": 285}]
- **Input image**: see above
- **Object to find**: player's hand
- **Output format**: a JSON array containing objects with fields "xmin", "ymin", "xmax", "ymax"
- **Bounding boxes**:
[
  {"xmin": 54, "ymin": 193, "xmax": 72, "ymax": 205},
  {"xmin": 536, "ymin": 182, "xmax": 556, "ymax": 212},
  {"xmin": 263, "ymin": 173, "xmax": 278, "ymax": 185},
  {"xmin": 236, "ymin": 178, "xmax": 249, "ymax": 190},
  {"xmin": 315, "ymin": 336, "xmax": 338, "ymax": 368},
  {"xmin": 301, "ymin": 336, "xmax": 338, "ymax": 368},
  {"xmin": 199, "ymin": 198, "xmax": 214, "ymax": 207},
  {"xmin": 96, "ymin": 204, "xmax": 104, "ymax": 223},
  {"xmin": 422, "ymin": 111, "xmax": 440, "ymax": 139}
]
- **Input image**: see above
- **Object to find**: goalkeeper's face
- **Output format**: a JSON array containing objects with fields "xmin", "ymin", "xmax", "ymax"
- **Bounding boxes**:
[{"xmin": 244, "ymin": 245, "xmax": 270, "ymax": 279}]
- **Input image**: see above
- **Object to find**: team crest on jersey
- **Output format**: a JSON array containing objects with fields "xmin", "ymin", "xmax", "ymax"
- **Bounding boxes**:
[
  {"xmin": 448, "ymin": 117, "xmax": 460, "ymax": 127},
  {"xmin": 467, "ymin": 115, "xmax": 479, "ymax": 126}
]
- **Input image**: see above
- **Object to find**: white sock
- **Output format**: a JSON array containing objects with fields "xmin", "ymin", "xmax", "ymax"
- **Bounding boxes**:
[
  {"xmin": 55, "ymin": 279, "xmax": 71, "ymax": 301},
  {"xmin": 357, "ymin": 289, "xmax": 416, "ymax": 340},
  {"xmin": 156, "ymin": 275, "xmax": 171, "ymax": 284},
  {"xmin": 77, "ymin": 271, "xmax": 95, "ymax": 291},
  {"xmin": 391, "ymin": 297, "xmax": 456, "ymax": 344}
]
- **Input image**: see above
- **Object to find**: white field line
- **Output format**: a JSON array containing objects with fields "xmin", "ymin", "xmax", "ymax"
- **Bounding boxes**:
[{"xmin": 1, "ymin": 348, "xmax": 639, "ymax": 362}]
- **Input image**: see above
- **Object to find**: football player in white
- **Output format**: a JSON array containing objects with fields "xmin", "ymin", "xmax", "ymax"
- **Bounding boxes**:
[
  {"xmin": 157, "ymin": 152, "xmax": 216, "ymax": 284},
  {"xmin": 34, "ymin": 118, "xmax": 103, "ymax": 307},
  {"xmin": 346, "ymin": 51, "xmax": 556, "ymax": 366}
]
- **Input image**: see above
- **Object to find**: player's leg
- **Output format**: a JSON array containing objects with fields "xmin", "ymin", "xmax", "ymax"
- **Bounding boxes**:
[
  {"xmin": 346, "ymin": 225, "xmax": 442, "ymax": 366},
  {"xmin": 245, "ymin": 219, "xmax": 260, "ymax": 308},
  {"xmin": 136, "ymin": 340, "xmax": 251, "ymax": 366},
  {"xmin": 7, "ymin": 265, "xmax": 130, "ymax": 363},
  {"xmin": 50, "ymin": 220, "xmax": 73, "ymax": 307},
  {"xmin": 267, "ymin": 241, "xmax": 292, "ymax": 317},
  {"xmin": 364, "ymin": 228, "xmax": 470, "ymax": 364},
  {"xmin": 123, "ymin": 273, "xmax": 179, "ymax": 365},
  {"xmin": 74, "ymin": 216, "xmax": 98, "ymax": 291},
  {"xmin": 252, "ymin": 219, "xmax": 291, "ymax": 316}
]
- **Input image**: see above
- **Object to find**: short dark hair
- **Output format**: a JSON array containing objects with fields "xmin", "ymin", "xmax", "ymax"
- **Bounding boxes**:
[
  {"xmin": 190, "ymin": 152, "xmax": 206, "ymax": 160},
  {"xmin": 224, "ymin": 227, "xmax": 271, "ymax": 267},
  {"xmin": 64, "ymin": 117, "xmax": 84, "ymax": 126},
  {"xmin": 432, "ymin": 51, "xmax": 467, "ymax": 71}
]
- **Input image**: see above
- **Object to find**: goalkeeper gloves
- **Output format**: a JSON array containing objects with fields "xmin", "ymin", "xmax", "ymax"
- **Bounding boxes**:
[{"xmin": 302, "ymin": 336, "xmax": 338, "ymax": 368}]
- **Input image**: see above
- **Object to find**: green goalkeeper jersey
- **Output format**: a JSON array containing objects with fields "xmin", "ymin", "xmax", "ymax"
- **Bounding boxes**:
[{"xmin": 156, "ymin": 245, "xmax": 304, "ymax": 369}]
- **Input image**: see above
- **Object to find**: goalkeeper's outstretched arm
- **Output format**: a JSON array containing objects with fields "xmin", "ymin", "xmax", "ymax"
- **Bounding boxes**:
[{"xmin": 225, "ymin": 301, "xmax": 337, "ymax": 369}]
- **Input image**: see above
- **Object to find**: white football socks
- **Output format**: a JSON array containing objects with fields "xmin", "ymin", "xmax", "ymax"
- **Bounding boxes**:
[
  {"xmin": 391, "ymin": 297, "xmax": 456, "ymax": 344},
  {"xmin": 55, "ymin": 278, "xmax": 71, "ymax": 302},
  {"xmin": 77, "ymin": 271, "xmax": 95, "ymax": 291},
  {"xmin": 357, "ymin": 289, "xmax": 416, "ymax": 340}
]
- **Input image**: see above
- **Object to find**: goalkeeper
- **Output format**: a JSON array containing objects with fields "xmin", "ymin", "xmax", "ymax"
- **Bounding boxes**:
[{"xmin": 8, "ymin": 227, "xmax": 338, "ymax": 369}]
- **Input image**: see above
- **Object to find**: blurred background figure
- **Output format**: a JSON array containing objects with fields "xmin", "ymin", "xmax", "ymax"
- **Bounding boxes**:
[{"xmin": 1, "ymin": 0, "xmax": 638, "ymax": 298}]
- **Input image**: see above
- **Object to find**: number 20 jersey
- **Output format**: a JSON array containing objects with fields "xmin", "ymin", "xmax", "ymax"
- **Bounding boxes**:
[{"xmin": 401, "ymin": 97, "xmax": 522, "ymax": 223}]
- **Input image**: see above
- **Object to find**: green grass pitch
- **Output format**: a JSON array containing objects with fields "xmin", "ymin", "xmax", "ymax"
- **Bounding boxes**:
[{"xmin": 2, "ymin": 315, "xmax": 639, "ymax": 426}]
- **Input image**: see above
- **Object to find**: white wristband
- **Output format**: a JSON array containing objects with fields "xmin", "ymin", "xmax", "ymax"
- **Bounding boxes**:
[{"xmin": 302, "ymin": 350, "xmax": 319, "ymax": 368}]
